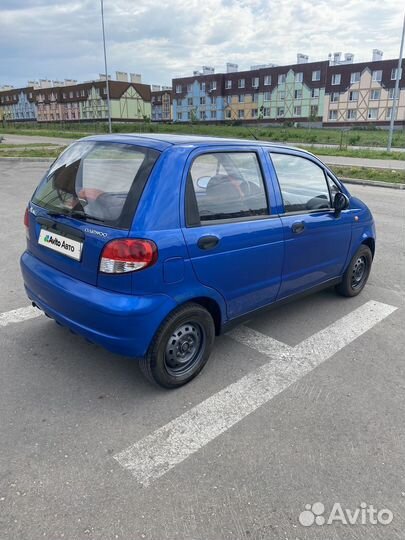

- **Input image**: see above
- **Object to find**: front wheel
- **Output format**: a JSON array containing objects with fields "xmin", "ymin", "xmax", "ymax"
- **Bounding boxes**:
[
  {"xmin": 336, "ymin": 245, "xmax": 372, "ymax": 297},
  {"xmin": 139, "ymin": 303, "xmax": 215, "ymax": 388}
]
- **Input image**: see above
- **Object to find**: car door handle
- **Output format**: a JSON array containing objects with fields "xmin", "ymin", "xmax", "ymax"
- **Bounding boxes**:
[
  {"xmin": 292, "ymin": 221, "xmax": 305, "ymax": 234},
  {"xmin": 197, "ymin": 235, "xmax": 220, "ymax": 250}
]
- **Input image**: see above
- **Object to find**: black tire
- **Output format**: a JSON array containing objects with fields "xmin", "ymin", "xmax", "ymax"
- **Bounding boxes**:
[
  {"xmin": 336, "ymin": 245, "xmax": 372, "ymax": 297},
  {"xmin": 139, "ymin": 303, "xmax": 215, "ymax": 389}
]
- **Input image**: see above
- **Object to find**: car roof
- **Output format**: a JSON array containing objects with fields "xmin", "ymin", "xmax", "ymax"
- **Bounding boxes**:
[{"xmin": 81, "ymin": 133, "xmax": 307, "ymax": 154}]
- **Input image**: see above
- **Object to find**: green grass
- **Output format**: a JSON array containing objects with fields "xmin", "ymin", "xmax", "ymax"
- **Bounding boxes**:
[
  {"xmin": 1, "ymin": 122, "xmax": 405, "ymax": 147},
  {"xmin": 298, "ymin": 145, "xmax": 405, "ymax": 161},
  {"xmin": 330, "ymin": 165, "xmax": 405, "ymax": 184}
]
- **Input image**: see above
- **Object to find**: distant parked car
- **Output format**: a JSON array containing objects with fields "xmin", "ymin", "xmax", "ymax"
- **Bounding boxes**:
[{"xmin": 21, "ymin": 134, "xmax": 375, "ymax": 388}]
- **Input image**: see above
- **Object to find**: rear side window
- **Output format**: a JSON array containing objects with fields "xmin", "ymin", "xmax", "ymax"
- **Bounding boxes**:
[
  {"xmin": 270, "ymin": 152, "xmax": 331, "ymax": 213},
  {"xmin": 186, "ymin": 152, "xmax": 268, "ymax": 225},
  {"xmin": 32, "ymin": 142, "xmax": 160, "ymax": 229}
]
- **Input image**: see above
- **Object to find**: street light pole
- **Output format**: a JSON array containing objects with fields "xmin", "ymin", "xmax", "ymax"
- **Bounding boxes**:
[
  {"xmin": 387, "ymin": 10, "xmax": 405, "ymax": 151},
  {"xmin": 101, "ymin": 0, "xmax": 112, "ymax": 133}
]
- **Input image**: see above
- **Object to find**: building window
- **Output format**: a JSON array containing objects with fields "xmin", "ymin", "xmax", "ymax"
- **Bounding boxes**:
[
  {"xmin": 294, "ymin": 106, "xmax": 302, "ymax": 116},
  {"xmin": 370, "ymin": 89, "xmax": 381, "ymax": 100},
  {"xmin": 388, "ymin": 87, "xmax": 396, "ymax": 99},
  {"xmin": 264, "ymin": 75, "xmax": 271, "ymax": 85},
  {"xmin": 278, "ymin": 91, "xmax": 285, "ymax": 100},
  {"xmin": 386, "ymin": 107, "xmax": 392, "ymax": 120},
  {"xmin": 350, "ymin": 72, "xmax": 360, "ymax": 84},
  {"xmin": 349, "ymin": 91, "xmax": 359, "ymax": 101},
  {"xmin": 295, "ymin": 72, "xmax": 303, "ymax": 83},
  {"xmin": 263, "ymin": 107, "xmax": 270, "ymax": 117},
  {"xmin": 253, "ymin": 93, "xmax": 258, "ymax": 102},
  {"xmin": 332, "ymin": 74, "xmax": 341, "ymax": 85},
  {"xmin": 225, "ymin": 80, "xmax": 232, "ymax": 89},
  {"xmin": 226, "ymin": 95, "xmax": 232, "ymax": 104},
  {"xmin": 211, "ymin": 81, "xmax": 217, "ymax": 91},
  {"xmin": 252, "ymin": 109, "xmax": 258, "ymax": 118},
  {"xmin": 277, "ymin": 107, "xmax": 285, "ymax": 117},
  {"xmin": 278, "ymin": 74, "xmax": 286, "ymax": 84},
  {"xmin": 176, "ymin": 85, "xmax": 182, "ymax": 93},
  {"xmin": 238, "ymin": 94, "xmax": 245, "ymax": 103},
  {"xmin": 225, "ymin": 109, "xmax": 232, "ymax": 119},
  {"xmin": 200, "ymin": 96, "xmax": 205, "ymax": 105},
  {"xmin": 312, "ymin": 70, "xmax": 321, "ymax": 81},
  {"xmin": 372, "ymin": 70, "xmax": 382, "ymax": 82},
  {"xmin": 391, "ymin": 68, "xmax": 401, "ymax": 80},
  {"xmin": 329, "ymin": 110, "xmax": 338, "ymax": 120},
  {"xmin": 210, "ymin": 110, "xmax": 216, "ymax": 119},
  {"xmin": 200, "ymin": 111, "xmax": 206, "ymax": 120},
  {"xmin": 311, "ymin": 88, "xmax": 320, "ymax": 98},
  {"xmin": 238, "ymin": 110, "xmax": 244, "ymax": 119},
  {"xmin": 69, "ymin": 91, "xmax": 73, "ymax": 98},
  {"xmin": 347, "ymin": 109, "xmax": 357, "ymax": 120},
  {"xmin": 368, "ymin": 108, "xmax": 378, "ymax": 120},
  {"xmin": 311, "ymin": 105, "xmax": 318, "ymax": 116},
  {"xmin": 238, "ymin": 79, "xmax": 245, "ymax": 88},
  {"xmin": 252, "ymin": 77, "xmax": 259, "ymax": 88},
  {"xmin": 331, "ymin": 92, "xmax": 339, "ymax": 102},
  {"xmin": 187, "ymin": 97, "xmax": 193, "ymax": 106},
  {"xmin": 294, "ymin": 89, "xmax": 302, "ymax": 99},
  {"xmin": 187, "ymin": 84, "xmax": 192, "ymax": 93},
  {"xmin": 177, "ymin": 112, "xmax": 182, "ymax": 120},
  {"xmin": 200, "ymin": 82, "xmax": 205, "ymax": 92},
  {"xmin": 264, "ymin": 91, "xmax": 271, "ymax": 101}
]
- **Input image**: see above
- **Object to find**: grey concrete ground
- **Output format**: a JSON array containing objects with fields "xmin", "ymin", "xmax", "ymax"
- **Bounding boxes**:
[{"xmin": 0, "ymin": 161, "xmax": 404, "ymax": 540}]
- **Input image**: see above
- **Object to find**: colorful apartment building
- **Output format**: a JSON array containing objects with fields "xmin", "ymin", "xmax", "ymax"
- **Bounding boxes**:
[
  {"xmin": 0, "ymin": 80, "xmax": 151, "ymax": 123},
  {"xmin": 0, "ymin": 87, "xmax": 37, "ymax": 122},
  {"xmin": 172, "ymin": 56, "xmax": 405, "ymax": 127},
  {"xmin": 323, "ymin": 58, "xmax": 405, "ymax": 125},
  {"xmin": 151, "ymin": 89, "xmax": 172, "ymax": 121}
]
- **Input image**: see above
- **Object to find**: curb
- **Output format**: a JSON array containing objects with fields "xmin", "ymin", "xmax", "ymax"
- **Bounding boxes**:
[
  {"xmin": 340, "ymin": 177, "xmax": 405, "ymax": 190},
  {"xmin": 0, "ymin": 157, "xmax": 54, "ymax": 162}
]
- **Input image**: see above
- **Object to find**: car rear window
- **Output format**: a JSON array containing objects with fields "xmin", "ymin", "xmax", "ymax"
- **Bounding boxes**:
[{"xmin": 32, "ymin": 141, "xmax": 160, "ymax": 229}]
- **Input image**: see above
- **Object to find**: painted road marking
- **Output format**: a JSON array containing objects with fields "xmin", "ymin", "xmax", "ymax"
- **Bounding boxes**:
[
  {"xmin": 0, "ymin": 305, "xmax": 42, "ymax": 327},
  {"xmin": 114, "ymin": 300, "xmax": 397, "ymax": 486}
]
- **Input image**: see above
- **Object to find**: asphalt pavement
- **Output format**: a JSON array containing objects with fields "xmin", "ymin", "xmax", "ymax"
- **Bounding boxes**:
[{"xmin": 0, "ymin": 161, "xmax": 404, "ymax": 540}]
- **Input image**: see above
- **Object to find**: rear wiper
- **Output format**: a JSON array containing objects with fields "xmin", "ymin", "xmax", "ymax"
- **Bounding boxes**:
[
  {"xmin": 69, "ymin": 210, "xmax": 105, "ymax": 223},
  {"xmin": 46, "ymin": 209, "xmax": 105, "ymax": 223}
]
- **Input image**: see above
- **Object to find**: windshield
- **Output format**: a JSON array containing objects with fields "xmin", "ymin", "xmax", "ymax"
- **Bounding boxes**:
[{"xmin": 32, "ymin": 141, "xmax": 160, "ymax": 229}]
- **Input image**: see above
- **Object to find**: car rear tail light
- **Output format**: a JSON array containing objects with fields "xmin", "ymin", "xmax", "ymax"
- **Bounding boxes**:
[
  {"xmin": 100, "ymin": 239, "xmax": 158, "ymax": 274},
  {"xmin": 24, "ymin": 207, "xmax": 30, "ymax": 239}
]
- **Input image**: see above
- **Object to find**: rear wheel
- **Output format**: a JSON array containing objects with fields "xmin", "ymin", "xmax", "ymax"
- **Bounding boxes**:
[
  {"xmin": 139, "ymin": 303, "xmax": 215, "ymax": 388},
  {"xmin": 336, "ymin": 245, "xmax": 372, "ymax": 297}
]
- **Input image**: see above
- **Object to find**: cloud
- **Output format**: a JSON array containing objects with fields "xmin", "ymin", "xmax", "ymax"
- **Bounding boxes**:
[{"xmin": 1, "ymin": 0, "xmax": 404, "ymax": 88}]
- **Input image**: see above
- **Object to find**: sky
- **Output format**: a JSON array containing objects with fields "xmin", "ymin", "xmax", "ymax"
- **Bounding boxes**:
[{"xmin": 1, "ymin": 0, "xmax": 404, "ymax": 89}]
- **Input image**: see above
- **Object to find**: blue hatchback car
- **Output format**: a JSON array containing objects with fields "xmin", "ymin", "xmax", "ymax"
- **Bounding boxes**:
[{"xmin": 21, "ymin": 134, "xmax": 375, "ymax": 388}]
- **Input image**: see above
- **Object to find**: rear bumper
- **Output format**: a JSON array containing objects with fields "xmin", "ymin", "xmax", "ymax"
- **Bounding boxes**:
[{"xmin": 20, "ymin": 251, "xmax": 177, "ymax": 357}]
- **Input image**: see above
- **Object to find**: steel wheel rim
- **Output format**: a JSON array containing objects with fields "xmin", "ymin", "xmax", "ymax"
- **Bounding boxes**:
[
  {"xmin": 164, "ymin": 322, "xmax": 205, "ymax": 376},
  {"xmin": 351, "ymin": 255, "xmax": 368, "ymax": 290}
]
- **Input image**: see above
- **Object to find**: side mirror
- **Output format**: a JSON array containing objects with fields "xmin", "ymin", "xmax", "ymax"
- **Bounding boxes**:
[
  {"xmin": 196, "ymin": 176, "xmax": 210, "ymax": 190},
  {"xmin": 334, "ymin": 192, "xmax": 350, "ymax": 215}
]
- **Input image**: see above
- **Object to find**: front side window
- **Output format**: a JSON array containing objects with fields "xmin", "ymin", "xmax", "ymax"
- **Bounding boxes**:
[
  {"xmin": 372, "ymin": 70, "xmax": 382, "ymax": 82},
  {"xmin": 187, "ymin": 152, "xmax": 268, "ymax": 224},
  {"xmin": 332, "ymin": 74, "xmax": 341, "ymax": 85},
  {"xmin": 270, "ymin": 153, "xmax": 331, "ymax": 214},
  {"xmin": 32, "ymin": 142, "xmax": 159, "ymax": 228},
  {"xmin": 312, "ymin": 70, "xmax": 321, "ymax": 81},
  {"xmin": 350, "ymin": 72, "xmax": 360, "ymax": 84}
]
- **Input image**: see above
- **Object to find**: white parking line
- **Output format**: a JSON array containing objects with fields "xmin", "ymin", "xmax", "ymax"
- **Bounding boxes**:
[
  {"xmin": 114, "ymin": 300, "xmax": 397, "ymax": 486},
  {"xmin": 0, "ymin": 305, "xmax": 42, "ymax": 327}
]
